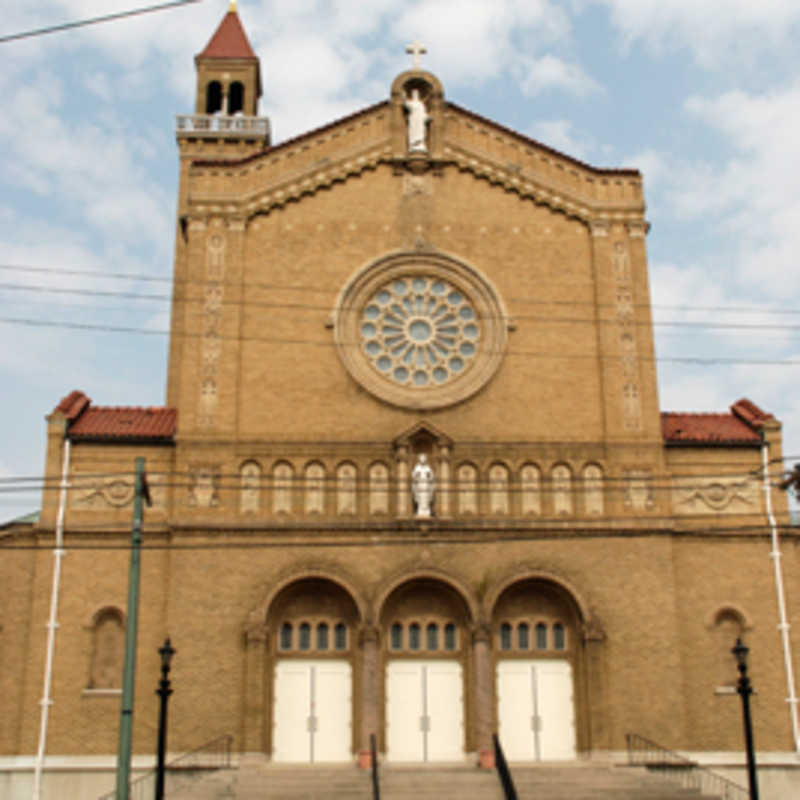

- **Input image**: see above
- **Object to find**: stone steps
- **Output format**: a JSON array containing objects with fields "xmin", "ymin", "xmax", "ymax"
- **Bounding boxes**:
[{"xmin": 166, "ymin": 762, "xmax": 724, "ymax": 800}]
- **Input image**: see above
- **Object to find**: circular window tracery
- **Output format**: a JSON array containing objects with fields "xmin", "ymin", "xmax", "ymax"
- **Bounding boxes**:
[
  {"xmin": 334, "ymin": 252, "xmax": 507, "ymax": 410},
  {"xmin": 361, "ymin": 276, "xmax": 481, "ymax": 388}
]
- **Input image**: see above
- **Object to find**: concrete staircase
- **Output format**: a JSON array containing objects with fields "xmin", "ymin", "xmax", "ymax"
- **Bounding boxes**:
[{"xmin": 167, "ymin": 762, "xmax": 723, "ymax": 800}]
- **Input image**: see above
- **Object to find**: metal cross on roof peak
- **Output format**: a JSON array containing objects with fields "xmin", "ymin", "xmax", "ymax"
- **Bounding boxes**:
[{"xmin": 405, "ymin": 40, "xmax": 427, "ymax": 70}]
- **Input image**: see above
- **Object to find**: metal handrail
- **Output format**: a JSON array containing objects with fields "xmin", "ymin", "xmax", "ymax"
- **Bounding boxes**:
[
  {"xmin": 626, "ymin": 732, "xmax": 749, "ymax": 800},
  {"xmin": 98, "ymin": 733, "xmax": 233, "ymax": 800},
  {"xmin": 493, "ymin": 734, "xmax": 518, "ymax": 800},
  {"xmin": 370, "ymin": 732, "xmax": 381, "ymax": 800}
]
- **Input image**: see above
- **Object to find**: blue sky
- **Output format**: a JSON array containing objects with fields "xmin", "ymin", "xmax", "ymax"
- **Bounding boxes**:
[{"xmin": 2, "ymin": 0, "xmax": 800, "ymax": 519}]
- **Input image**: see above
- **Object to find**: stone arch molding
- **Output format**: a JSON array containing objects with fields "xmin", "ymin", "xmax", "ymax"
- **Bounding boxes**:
[
  {"xmin": 333, "ymin": 249, "xmax": 509, "ymax": 410},
  {"xmin": 483, "ymin": 567, "xmax": 597, "ymax": 636},
  {"xmin": 373, "ymin": 564, "xmax": 480, "ymax": 626},
  {"xmin": 247, "ymin": 564, "xmax": 369, "ymax": 633}
]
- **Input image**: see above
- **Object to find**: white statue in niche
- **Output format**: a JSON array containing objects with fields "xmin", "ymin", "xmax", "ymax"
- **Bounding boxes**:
[
  {"xmin": 404, "ymin": 88, "xmax": 430, "ymax": 153},
  {"xmin": 411, "ymin": 454, "xmax": 435, "ymax": 517}
]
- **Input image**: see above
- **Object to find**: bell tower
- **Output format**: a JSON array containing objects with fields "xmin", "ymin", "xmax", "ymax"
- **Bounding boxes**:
[{"xmin": 194, "ymin": 0, "xmax": 261, "ymax": 117}]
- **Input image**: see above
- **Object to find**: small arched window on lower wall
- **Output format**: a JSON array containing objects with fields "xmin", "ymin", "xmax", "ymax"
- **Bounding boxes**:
[
  {"xmin": 88, "ymin": 607, "xmax": 125, "ymax": 690},
  {"xmin": 710, "ymin": 607, "xmax": 748, "ymax": 693}
]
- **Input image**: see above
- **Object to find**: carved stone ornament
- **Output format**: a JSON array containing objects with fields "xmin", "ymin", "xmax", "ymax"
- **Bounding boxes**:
[
  {"xmin": 624, "ymin": 470, "xmax": 654, "ymax": 511},
  {"xmin": 333, "ymin": 251, "xmax": 508, "ymax": 410},
  {"xmin": 672, "ymin": 477, "xmax": 759, "ymax": 515},
  {"xmin": 72, "ymin": 475, "xmax": 164, "ymax": 510},
  {"xmin": 189, "ymin": 466, "xmax": 220, "ymax": 508}
]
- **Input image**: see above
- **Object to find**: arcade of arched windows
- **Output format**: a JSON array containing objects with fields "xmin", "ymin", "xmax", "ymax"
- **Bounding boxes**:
[
  {"xmin": 234, "ymin": 459, "xmax": 607, "ymax": 518},
  {"xmin": 387, "ymin": 619, "xmax": 460, "ymax": 654},
  {"xmin": 277, "ymin": 619, "xmax": 350, "ymax": 655},
  {"xmin": 204, "ymin": 79, "xmax": 246, "ymax": 115}
]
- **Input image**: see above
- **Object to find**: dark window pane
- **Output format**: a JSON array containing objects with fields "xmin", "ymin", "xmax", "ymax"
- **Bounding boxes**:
[
  {"xmin": 205, "ymin": 81, "xmax": 222, "ymax": 114},
  {"xmin": 536, "ymin": 622, "xmax": 547, "ymax": 650},
  {"xmin": 444, "ymin": 623, "xmax": 457, "ymax": 651},
  {"xmin": 229, "ymin": 81, "xmax": 244, "ymax": 114},
  {"xmin": 500, "ymin": 623, "xmax": 512, "ymax": 651},
  {"xmin": 317, "ymin": 622, "xmax": 329, "ymax": 651},
  {"xmin": 409, "ymin": 623, "xmax": 421, "ymax": 651},
  {"xmin": 554, "ymin": 623, "xmax": 566, "ymax": 650},
  {"xmin": 334, "ymin": 623, "xmax": 347, "ymax": 651},
  {"xmin": 280, "ymin": 622, "xmax": 292, "ymax": 650},
  {"xmin": 299, "ymin": 622, "xmax": 311, "ymax": 651},
  {"xmin": 390, "ymin": 623, "xmax": 403, "ymax": 650},
  {"xmin": 518, "ymin": 622, "xmax": 530, "ymax": 650},
  {"xmin": 427, "ymin": 623, "xmax": 439, "ymax": 651}
]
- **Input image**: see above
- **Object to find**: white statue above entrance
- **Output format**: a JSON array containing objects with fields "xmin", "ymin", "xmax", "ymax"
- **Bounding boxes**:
[
  {"xmin": 404, "ymin": 88, "xmax": 430, "ymax": 153},
  {"xmin": 412, "ymin": 453, "xmax": 435, "ymax": 518}
]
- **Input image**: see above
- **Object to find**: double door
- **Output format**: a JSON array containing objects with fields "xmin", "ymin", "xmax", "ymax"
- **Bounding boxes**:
[
  {"xmin": 386, "ymin": 660, "xmax": 464, "ymax": 762},
  {"xmin": 496, "ymin": 660, "xmax": 576, "ymax": 761},
  {"xmin": 273, "ymin": 660, "xmax": 352, "ymax": 763}
]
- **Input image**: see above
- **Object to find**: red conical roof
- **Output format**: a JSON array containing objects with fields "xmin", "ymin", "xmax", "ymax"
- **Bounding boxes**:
[{"xmin": 198, "ymin": 8, "xmax": 257, "ymax": 59}]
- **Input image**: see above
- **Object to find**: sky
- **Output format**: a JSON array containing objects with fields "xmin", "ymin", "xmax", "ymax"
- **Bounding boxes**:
[{"xmin": 1, "ymin": 0, "xmax": 799, "ymax": 520}]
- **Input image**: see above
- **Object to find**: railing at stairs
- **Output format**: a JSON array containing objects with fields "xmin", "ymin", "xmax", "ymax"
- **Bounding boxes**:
[
  {"xmin": 98, "ymin": 733, "xmax": 233, "ymax": 800},
  {"xmin": 626, "ymin": 733, "xmax": 749, "ymax": 800},
  {"xmin": 493, "ymin": 734, "xmax": 519, "ymax": 800},
  {"xmin": 370, "ymin": 732, "xmax": 381, "ymax": 800}
]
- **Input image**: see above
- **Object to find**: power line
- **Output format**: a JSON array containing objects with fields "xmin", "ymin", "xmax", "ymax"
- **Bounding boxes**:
[
  {"xmin": 1, "ymin": 314, "xmax": 797, "ymax": 365},
  {"xmin": 3, "ymin": 280, "xmax": 800, "ymax": 336},
  {"xmin": 1, "ymin": 263, "xmax": 799, "ymax": 318},
  {"xmin": 0, "ymin": 0, "xmax": 201, "ymax": 45}
]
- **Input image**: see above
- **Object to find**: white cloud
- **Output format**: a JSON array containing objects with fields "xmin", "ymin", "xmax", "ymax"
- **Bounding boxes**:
[
  {"xmin": 591, "ymin": 0, "xmax": 800, "ymax": 65},
  {"xmin": 529, "ymin": 119, "xmax": 591, "ymax": 159},
  {"xmin": 519, "ymin": 55, "xmax": 601, "ymax": 97}
]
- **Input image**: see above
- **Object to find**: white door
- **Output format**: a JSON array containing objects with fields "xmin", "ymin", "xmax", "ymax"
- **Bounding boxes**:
[
  {"xmin": 386, "ymin": 660, "xmax": 463, "ymax": 762},
  {"xmin": 273, "ymin": 660, "xmax": 352, "ymax": 763},
  {"xmin": 497, "ymin": 660, "xmax": 576, "ymax": 761}
]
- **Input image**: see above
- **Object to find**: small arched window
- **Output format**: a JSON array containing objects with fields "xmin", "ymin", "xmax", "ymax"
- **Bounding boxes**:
[
  {"xmin": 89, "ymin": 608, "xmax": 125, "ymax": 689},
  {"xmin": 390, "ymin": 623, "xmax": 403, "ymax": 650},
  {"xmin": 517, "ymin": 622, "xmax": 530, "ymax": 650},
  {"xmin": 298, "ymin": 622, "xmax": 311, "ymax": 651},
  {"xmin": 228, "ymin": 81, "xmax": 244, "ymax": 114},
  {"xmin": 205, "ymin": 81, "xmax": 222, "ymax": 114},
  {"xmin": 317, "ymin": 622, "xmax": 329, "ymax": 651},
  {"xmin": 426, "ymin": 623, "xmax": 439, "ymax": 651},
  {"xmin": 408, "ymin": 623, "xmax": 421, "ymax": 651},
  {"xmin": 334, "ymin": 623, "xmax": 347, "ymax": 651},
  {"xmin": 553, "ymin": 623, "xmax": 566, "ymax": 650},
  {"xmin": 280, "ymin": 623, "xmax": 293, "ymax": 651},
  {"xmin": 444, "ymin": 623, "xmax": 457, "ymax": 651},
  {"xmin": 500, "ymin": 622, "xmax": 512, "ymax": 651},
  {"xmin": 536, "ymin": 622, "xmax": 547, "ymax": 650}
]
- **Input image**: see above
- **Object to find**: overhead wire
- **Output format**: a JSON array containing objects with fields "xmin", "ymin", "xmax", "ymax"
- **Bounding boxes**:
[{"xmin": 0, "ymin": 0, "xmax": 202, "ymax": 45}]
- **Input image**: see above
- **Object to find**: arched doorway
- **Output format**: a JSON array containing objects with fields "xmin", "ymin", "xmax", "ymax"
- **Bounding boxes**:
[
  {"xmin": 491, "ymin": 578, "xmax": 583, "ymax": 761},
  {"xmin": 267, "ymin": 577, "xmax": 360, "ymax": 763},
  {"xmin": 379, "ymin": 577, "xmax": 473, "ymax": 762}
]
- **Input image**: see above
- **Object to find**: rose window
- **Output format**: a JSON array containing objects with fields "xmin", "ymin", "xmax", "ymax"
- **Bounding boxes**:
[
  {"xmin": 360, "ymin": 277, "xmax": 480, "ymax": 388},
  {"xmin": 334, "ymin": 252, "xmax": 507, "ymax": 410}
]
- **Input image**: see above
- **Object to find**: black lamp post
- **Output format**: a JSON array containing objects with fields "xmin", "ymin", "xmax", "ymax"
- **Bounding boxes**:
[
  {"xmin": 732, "ymin": 638, "xmax": 759, "ymax": 800},
  {"xmin": 155, "ymin": 638, "xmax": 175, "ymax": 800}
]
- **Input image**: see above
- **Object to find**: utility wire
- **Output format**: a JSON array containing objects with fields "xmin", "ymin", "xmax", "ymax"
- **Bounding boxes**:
[
  {"xmin": 0, "ymin": 0, "xmax": 201, "ymax": 45},
  {"xmin": 0, "ymin": 314, "xmax": 797, "ymax": 365},
  {"xmin": 3, "ymin": 280, "xmax": 800, "ymax": 335},
  {"xmin": 1, "ymin": 264, "xmax": 799, "ymax": 318}
]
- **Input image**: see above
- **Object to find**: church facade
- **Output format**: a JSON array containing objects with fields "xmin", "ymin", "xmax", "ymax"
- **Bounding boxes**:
[{"xmin": 2, "ymin": 6, "xmax": 799, "ymax": 798}]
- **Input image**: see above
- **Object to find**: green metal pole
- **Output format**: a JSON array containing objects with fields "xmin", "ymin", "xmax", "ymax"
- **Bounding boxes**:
[{"xmin": 115, "ymin": 458, "xmax": 149, "ymax": 800}]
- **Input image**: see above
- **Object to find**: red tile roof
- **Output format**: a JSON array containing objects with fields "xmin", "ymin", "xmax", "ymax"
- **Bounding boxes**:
[
  {"xmin": 661, "ymin": 398, "xmax": 771, "ymax": 445},
  {"xmin": 69, "ymin": 407, "xmax": 177, "ymax": 442},
  {"xmin": 52, "ymin": 391, "xmax": 176, "ymax": 442},
  {"xmin": 55, "ymin": 389, "xmax": 90, "ymax": 420},
  {"xmin": 197, "ymin": 9, "xmax": 257, "ymax": 59}
]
